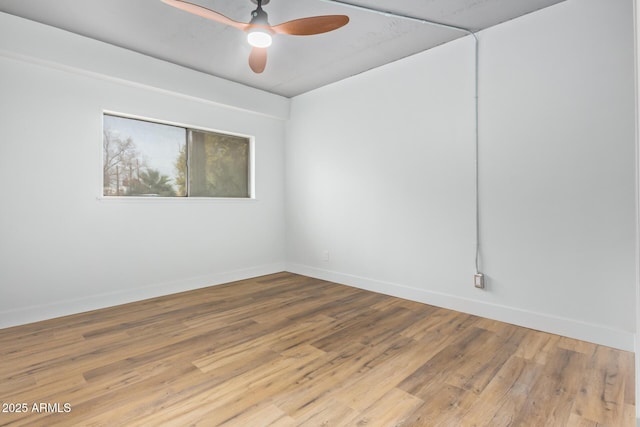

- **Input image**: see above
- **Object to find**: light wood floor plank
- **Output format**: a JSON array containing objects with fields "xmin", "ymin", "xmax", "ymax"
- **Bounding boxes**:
[
  {"xmin": 0, "ymin": 272, "xmax": 634, "ymax": 426},
  {"xmin": 457, "ymin": 355, "xmax": 542, "ymax": 427},
  {"xmin": 510, "ymin": 347, "xmax": 588, "ymax": 426}
]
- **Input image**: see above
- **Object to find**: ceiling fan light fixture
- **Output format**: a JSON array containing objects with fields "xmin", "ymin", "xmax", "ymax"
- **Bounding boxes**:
[
  {"xmin": 247, "ymin": 30, "xmax": 272, "ymax": 47},
  {"xmin": 161, "ymin": 0, "xmax": 349, "ymax": 73}
]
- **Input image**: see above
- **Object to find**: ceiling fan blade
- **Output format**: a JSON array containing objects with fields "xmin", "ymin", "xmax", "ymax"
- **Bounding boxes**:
[
  {"xmin": 161, "ymin": 0, "xmax": 248, "ymax": 31},
  {"xmin": 271, "ymin": 15, "xmax": 349, "ymax": 36},
  {"xmin": 249, "ymin": 47, "xmax": 267, "ymax": 73}
]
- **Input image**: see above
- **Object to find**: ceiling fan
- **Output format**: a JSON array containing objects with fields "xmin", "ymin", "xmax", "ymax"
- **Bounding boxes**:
[{"xmin": 161, "ymin": 0, "xmax": 349, "ymax": 73}]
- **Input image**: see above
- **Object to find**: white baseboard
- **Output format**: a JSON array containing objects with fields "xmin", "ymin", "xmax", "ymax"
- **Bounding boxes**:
[
  {"xmin": 0, "ymin": 262, "xmax": 286, "ymax": 330},
  {"xmin": 3, "ymin": 262, "xmax": 633, "ymax": 352},
  {"xmin": 286, "ymin": 263, "xmax": 635, "ymax": 352}
]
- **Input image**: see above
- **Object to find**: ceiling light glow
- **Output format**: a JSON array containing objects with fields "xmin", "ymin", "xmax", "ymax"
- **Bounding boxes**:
[{"xmin": 247, "ymin": 31, "xmax": 272, "ymax": 48}]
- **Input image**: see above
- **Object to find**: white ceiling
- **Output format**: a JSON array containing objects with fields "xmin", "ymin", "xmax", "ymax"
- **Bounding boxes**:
[{"xmin": 0, "ymin": 0, "xmax": 566, "ymax": 97}]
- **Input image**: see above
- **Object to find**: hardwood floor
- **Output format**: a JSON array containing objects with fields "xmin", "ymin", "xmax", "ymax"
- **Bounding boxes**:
[{"xmin": 0, "ymin": 272, "xmax": 634, "ymax": 426}]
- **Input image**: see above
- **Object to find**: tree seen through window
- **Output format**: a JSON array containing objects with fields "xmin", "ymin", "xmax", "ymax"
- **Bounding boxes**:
[{"xmin": 103, "ymin": 114, "xmax": 251, "ymax": 198}]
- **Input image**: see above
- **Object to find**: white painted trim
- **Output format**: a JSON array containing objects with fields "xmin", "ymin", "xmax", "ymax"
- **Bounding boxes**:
[
  {"xmin": 286, "ymin": 263, "xmax": 635, "ymax": 352},
  {"xmin": 0, "ymin": 263, "xmax": 286, "ymax": 329}
]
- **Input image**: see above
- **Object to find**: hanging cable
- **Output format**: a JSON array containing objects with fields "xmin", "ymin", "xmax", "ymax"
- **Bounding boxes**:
[
  {"xmin": 317, "ymin": 0, "xmax": 482, "ymax": 276},
  {"xmin": 472, "ymin": 33, "xmax": 480, "ymax": 275}
]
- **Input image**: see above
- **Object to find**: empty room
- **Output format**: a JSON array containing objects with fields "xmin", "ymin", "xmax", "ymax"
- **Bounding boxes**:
[{"xmin": 0, "ymin": 0, "xmax": 638, "ymax": 425}]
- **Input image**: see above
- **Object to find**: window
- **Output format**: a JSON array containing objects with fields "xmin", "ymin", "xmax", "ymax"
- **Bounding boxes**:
[{"xmin": 102, "ymin": 114, "xmax": 252, "ymax": 198}]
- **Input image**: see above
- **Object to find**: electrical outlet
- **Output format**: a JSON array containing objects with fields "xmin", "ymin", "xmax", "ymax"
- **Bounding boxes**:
[
  {"xmin": 322, "ymin": 250, "xmax": 330, "ymax": 262},
  {"xmin": 474, "ymin": 273, "xmax": 484, "ymax": 289}
]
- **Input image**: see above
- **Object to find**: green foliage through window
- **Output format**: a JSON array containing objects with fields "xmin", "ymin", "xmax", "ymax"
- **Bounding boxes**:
[{"xmin": 103, "ymin": 114, "xmax": 252, "ymax": 198}]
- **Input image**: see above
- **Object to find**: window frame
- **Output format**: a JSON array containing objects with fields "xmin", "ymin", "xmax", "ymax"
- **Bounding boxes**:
[{"xmin": 99, "ymin": 111, "xmax": 255, "ymax": 201}]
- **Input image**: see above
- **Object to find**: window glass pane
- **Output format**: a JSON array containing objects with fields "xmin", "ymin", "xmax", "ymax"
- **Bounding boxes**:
[
  {"xmin": 188, "ymin": 130, "xmax": 250, "ymax": 198},
  {"xmin": 103, "ymin": 113, "xmax": 251, "ymax": 199},
  {"xmin": 103, "ymin": 115, "xmax": 185, "ymax": 197}
]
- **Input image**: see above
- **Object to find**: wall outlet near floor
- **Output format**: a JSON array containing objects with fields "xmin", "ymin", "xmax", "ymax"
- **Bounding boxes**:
[
  {"xmin": 322, "ymin": 250, "xmax": 330, "ymax": 262},
  {"xmin": 474, "ymin": 273, "xmax": 485, "ymax": 289}
]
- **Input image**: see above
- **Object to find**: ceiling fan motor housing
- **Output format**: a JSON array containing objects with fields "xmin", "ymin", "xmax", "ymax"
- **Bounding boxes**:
[{"xmin": 250, "ymin": 7, "xmax": 270, "ymax": 26}]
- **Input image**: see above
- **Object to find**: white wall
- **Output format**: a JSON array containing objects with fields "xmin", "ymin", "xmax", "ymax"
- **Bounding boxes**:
[
  {"xmin": 286, "ymin": 0, "xmax": 637, "ymax": 351},
  {"xmin": 0, "ymin": 13, "xmax": 289, "ymax": 328}
]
